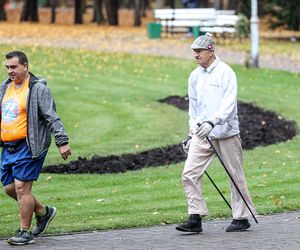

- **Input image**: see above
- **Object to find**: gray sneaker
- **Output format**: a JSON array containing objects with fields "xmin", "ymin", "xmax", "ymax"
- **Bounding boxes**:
[
  {"xmin": 32, "ymin": 206, "xmax": 57, "ymax": 237},
  {"xmin": 7, "ymin": 230, "xmax": 35, "ymax": 245}
]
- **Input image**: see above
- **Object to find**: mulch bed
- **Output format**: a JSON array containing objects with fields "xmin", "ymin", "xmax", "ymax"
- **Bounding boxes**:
[{"xmin": 43, "ymin": 96, "xmax": 297, "ymax": 174}]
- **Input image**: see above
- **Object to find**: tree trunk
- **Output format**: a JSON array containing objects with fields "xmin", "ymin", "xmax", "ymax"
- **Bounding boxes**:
[
  {"xmin": 142, "ymin": 0, "xmax": 149, "ymax": 17},
  {"xmin": 31, "ymin": 0, "xmax": 38, "ymax": 21},
  {"xmin": 0, "ymin": 0, "xmax": 6, "ymax": 21},
  {"xmin": 51, "ymin": 0, "xmax": 57, "ymax": 23},
  {"xmin": 93, "ymin": 0, "xmax": 105, "ymax": 24},
  {"xmin": 165, "ymin": 0, "xmax": 175, "ymax": 8},
  {"xmin": 133, "ymin": 0, "xmax": 142, "ymax": 26},
  {"xmin": 104, "ymin": 0, "xmax": 119, "ymax": 26},
  {"xmin": 169, "ymin": 0, "xmax": 175, "ymax": 8},
  {"xmin": 199, "ymin": 0, "xmax": 209, "ymax": 8},
  {"xmin": 227, "ymin": 0, "xmax": 236, "ymax": 10},
  {"xmin": 222, "ymin": 0, "xmax": 230, "ymax": 9},
  {"xmin": 21, "ymin": 0, "xmax": 29, "ymax": 21},
  {"xmin": 21, "ymin": 0, "xmax": 39, "ymax": 22},
  {"xmin": 75, "ymin": 0, "xmax": 83, "ymax": 24}
]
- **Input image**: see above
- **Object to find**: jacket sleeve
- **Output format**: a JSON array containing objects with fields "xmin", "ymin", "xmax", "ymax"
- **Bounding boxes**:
[
  {"xmin": 188, "ymin": 72, "xmax": 198, "ymax": 131},
  {"xmin": 210, "ymin": 69, "xmax": 237, "ymax": 126},
  {"xmin": 37, "ymin": 86, "xmax": 69, "ymax": 147}
]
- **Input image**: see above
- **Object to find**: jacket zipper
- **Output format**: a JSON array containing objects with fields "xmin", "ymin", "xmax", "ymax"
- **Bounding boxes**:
[{"xmin": 26, "ymin": 76, "xmax": 35, "ymax": 156}]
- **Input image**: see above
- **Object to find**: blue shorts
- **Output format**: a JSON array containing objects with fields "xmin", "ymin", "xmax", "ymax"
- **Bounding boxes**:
[{"xmin": 0, "ymin": 140, "xmax": 47, "ymax": 186}]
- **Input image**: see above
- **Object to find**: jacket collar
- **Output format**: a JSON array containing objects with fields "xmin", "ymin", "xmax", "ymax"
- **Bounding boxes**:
[{"xmin": 28, "ymin": 72, "xmax": 38, "ymax": 88}]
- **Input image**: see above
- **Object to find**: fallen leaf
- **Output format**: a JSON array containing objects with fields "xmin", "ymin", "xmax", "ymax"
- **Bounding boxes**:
[{"xmin": 274, "ymin": 197, "xmax": 281, "ymax": 205}]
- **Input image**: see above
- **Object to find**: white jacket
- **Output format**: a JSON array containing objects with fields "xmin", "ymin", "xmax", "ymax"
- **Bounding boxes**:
[{"xmin": 188, "ymin": 56, "xmax": 240, "ymax": 139}]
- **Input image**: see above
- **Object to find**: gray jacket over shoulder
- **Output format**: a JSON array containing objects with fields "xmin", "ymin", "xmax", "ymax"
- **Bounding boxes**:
[{"xmin": 0, "ymin": 73, "xmax": 68, "ymax": 158}]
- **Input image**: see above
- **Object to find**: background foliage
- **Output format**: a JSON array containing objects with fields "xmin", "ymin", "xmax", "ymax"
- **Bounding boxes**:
[{"xmin": 0, "ymin": 0, "xmax": 299, "ymax": 30}]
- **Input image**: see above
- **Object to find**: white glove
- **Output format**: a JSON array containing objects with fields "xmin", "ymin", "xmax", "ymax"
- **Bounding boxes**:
[
  {"xmin": 182, "ymin": 135, "xmax": 192, "ymax": 154},
  {"xmin": 194, "ymin": 121, "xmax": 214, "ymax": 139}
]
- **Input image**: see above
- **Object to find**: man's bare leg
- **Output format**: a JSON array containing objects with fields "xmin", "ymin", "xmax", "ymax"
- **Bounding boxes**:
[{"xmin": 4, "ymin": 181, "xmax": 45, "ymax": 219}]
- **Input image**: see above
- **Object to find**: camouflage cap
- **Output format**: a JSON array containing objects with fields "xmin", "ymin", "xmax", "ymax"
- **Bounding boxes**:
[{"xmin": 191, "ymin": 32, "xmax": 215, "ymax": 51}]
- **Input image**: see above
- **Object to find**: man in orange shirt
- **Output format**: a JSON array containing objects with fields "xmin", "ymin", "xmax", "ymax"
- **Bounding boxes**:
[{"xmin": 0, "ymin": 51, "xmax": 71, "ymax": 245}]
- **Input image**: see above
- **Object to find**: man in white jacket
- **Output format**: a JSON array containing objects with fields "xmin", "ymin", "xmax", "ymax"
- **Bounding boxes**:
[{"xmin": 176, "ymin": 33, "xmax": 256, "ymax": 233}]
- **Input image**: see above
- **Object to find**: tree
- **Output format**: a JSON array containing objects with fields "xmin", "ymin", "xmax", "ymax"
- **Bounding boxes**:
[
  {"xmin": 93, "ymin": 0, "xmax": 105, "ymax": 24},
  {"xmin": 0, "ymin": 0, "xmax": 6, "ymax": 21},
  {"xmin": 21, "ymin": 0, "xmax": 39, "ymax": 22},
  {"xmin": 104, "ymin": 0, "xmax": 119, "ymax": 25},
  {"xmin": 133, "ymin": 0, "xmax": 143, "ymax": 26},
  {"xmin": 199, "ymin": 0, "xmax": 209, "ymax": 8},
  {"xmin": 168, "ymin": 0, "xmax": 175, "ymax": 8},
  {"xmin": 50, "ymin": 0, "xmax": 57, "ymax": 23},
  {"xmin": 141, "ymin": 0, "xmax": 149, "ymax": 17},
  {"xmin": 265, "ymin": 0, "xmax": 300, "ymax": 31},
  {"xmin": 74, "ymin": 0, "xmax": 83, "ymax": 24}
]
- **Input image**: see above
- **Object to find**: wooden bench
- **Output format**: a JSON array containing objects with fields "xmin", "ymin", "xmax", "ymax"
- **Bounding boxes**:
[
  {"xmin": 154, "ymin": 8, "xmax": 217, "ymax": 34},
  {"xmin": 200, "ymin": 11, "xmax": 239, "ymax": 34},
  {"xmin": 154, "ymin": 8, "xmax": 238, "ymax": 36}
]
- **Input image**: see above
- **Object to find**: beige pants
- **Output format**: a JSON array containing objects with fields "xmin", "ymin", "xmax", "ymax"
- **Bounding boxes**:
[{"xmin": 182, "ymin": 135, "xmax": 256, "ymax": 219}]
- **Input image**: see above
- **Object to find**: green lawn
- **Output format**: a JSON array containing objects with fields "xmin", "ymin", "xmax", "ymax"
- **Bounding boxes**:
[{"xmin": 0, "ymin": 45, "xmax": 299, "ymax": 238}]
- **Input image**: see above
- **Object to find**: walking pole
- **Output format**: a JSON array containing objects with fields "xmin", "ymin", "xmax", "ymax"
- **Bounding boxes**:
[
  {"xmin": 204, "ymin": 171, "xmax": 232, "ymax": 210},
  {"xmin": 206, "ymin": 137, "xmax": 258, "ymax": 224}
]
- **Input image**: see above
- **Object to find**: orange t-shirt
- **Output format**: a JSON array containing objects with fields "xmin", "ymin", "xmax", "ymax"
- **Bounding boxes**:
[{"xmin": 1, "ymin": 78, "xmax": 29, "ymax": 142}]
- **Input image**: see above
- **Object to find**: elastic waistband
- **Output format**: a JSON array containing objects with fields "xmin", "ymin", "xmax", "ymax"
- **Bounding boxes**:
[{"xmin": 3, "ymin": 138, "xmax": 27, "ymax": 147}]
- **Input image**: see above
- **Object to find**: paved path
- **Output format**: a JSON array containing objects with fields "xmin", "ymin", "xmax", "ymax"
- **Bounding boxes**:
[{"xmin": 1, "ymin": 211, "xmax": 299, "ymax": 250}]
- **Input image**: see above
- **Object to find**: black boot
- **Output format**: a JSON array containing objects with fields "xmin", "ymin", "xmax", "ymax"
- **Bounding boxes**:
[
  {"xmin": 226, "ymin": 219, "xmax": 251, "ymax": 232},
  {"xmin": 175, "ymin": 214, "xmax": 202, "ymax": 232}
]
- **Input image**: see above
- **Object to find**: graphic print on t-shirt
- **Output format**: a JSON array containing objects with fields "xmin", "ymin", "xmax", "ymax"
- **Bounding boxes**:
[{"xmin": 2, "ymin": 98, "xmax": 20, "ymax": 123}]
